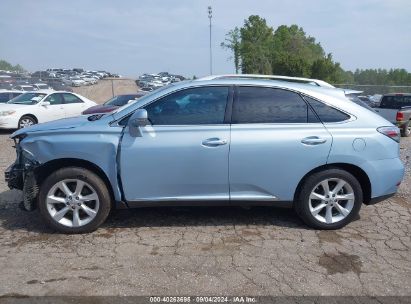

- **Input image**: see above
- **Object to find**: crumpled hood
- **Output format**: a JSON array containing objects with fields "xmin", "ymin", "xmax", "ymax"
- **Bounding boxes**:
[{"xmin": 11, "ymin": 115, "xmax": 91, "ymax": 138}]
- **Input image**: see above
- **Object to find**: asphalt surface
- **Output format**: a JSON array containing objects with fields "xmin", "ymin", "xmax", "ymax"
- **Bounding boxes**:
[{"xmin": 0, "ymin": 130, "xmax": 410, "ymax": 297}]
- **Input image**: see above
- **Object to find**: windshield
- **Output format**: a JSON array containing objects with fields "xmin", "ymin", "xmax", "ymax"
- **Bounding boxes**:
[
  {"xmin": 37, "ymin": 84, "xmax": 48, "ymax": 89},
  {"xmin": 105, "ymin": 95, "xmax": 141, "ymax": 107},
  {"xmin": 7, "ymin": 92, "xmax": 47, "ymax": 105}
]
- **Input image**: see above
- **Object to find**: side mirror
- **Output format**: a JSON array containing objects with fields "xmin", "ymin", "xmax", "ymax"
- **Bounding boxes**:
[
  {"xmin": 41, "ymin": 101, "xmax": 50, "ymax": 107},
  {"xmin": 128, "ymin": 109, "xmax": 149, "ymax": 137}
]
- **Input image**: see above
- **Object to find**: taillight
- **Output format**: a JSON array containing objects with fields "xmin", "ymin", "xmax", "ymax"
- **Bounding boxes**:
[
  {"xmin": 396, "ymin": 112, "xmax": 404, "ymax": 121},
  {"xmin": 377, "ymin": 126, "xmax": 400, "ymax": 143}
]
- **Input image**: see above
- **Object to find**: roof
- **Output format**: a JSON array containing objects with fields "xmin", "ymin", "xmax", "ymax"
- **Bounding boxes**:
[{"xmin": 20, "ymin": 89, "xmax": 55, "ymax": 94}]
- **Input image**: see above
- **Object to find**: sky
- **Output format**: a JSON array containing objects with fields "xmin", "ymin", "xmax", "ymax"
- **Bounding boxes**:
[{"xmin": 0, "ymin": 0, "xmax": 410, "ymax": 78}]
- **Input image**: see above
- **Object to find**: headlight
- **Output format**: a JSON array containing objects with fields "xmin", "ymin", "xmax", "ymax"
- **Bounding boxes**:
[{"xmin": 0, "ymin": 110, "xmax": 16, "ymax": 116}]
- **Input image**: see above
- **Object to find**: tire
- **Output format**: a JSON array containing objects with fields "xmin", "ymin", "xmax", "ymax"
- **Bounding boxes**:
[
  {"xmin": 38, "ymin": 167, "xmax": 111, "ymax": 234},
  {"xmin": 18, "ymin": 115, "xmax": 36, "ymax": 129},
  {"xmin": 401, "ymin": 120, "xmax": 411, "ymax": 137},
  {"xmin": 294, "ymin": 168, "xmax": 363, "ymax": 230}
]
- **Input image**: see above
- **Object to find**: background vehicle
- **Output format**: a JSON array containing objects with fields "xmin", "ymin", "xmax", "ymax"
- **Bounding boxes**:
[
  {"xmin": 358, "ymin": 95, "xmax": 379, "ymax": 108},
  {"xmin": 13, "ymin": 85, "xmax": 35, "ymax": 91},
  {"xmin": 82, "ymin": 92, "xmax": 147, "ymax": 114},
  {"xmin": 32, "ymin": 83, "xmax": 51, "ymax": 90},
  {"xmin": 375, "ymin": 93, "xmax": 411, "ymax": 137},
  {"xmin": 0, "ymin": 90, "xmax": 96, "ymax": 129},
  {"xmin": 5, "ymin": 77, "xmax": 404, "ymax": 233},
  {"xmin": 0, "ymin": 90, "xmax": 22, "ymax": 103}
]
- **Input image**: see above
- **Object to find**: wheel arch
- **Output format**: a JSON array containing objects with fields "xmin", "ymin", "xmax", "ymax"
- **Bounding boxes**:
[
  {"xmin": 293, "ymin": 163, "xmax": 372, "ymax": 205},
  {"xmin": 20, "ymin": 114, "xmax": 38, "ymax": 124},
  {"xmin": 34, "ymin": 158, "xmax": 115, "ymax": 206}
]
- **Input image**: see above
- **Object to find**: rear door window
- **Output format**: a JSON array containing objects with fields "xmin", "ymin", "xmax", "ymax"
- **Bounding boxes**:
[
  {"xmin": 232, "ymin": 86, "xmax": 319, "ymax": 124},
  {"xmin": 63, "ymin": 93, "xmax": 83, "ymax": 104}
]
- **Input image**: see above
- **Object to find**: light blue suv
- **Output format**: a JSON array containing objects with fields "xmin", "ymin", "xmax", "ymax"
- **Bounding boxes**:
[{"xmin": 5, "ymin": 76, "xmax": 404, "ymax": 233}]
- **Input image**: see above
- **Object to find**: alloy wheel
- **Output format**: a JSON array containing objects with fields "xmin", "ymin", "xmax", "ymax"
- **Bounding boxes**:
[
  {"xmin": 308, "ymin": 178, "xmax": 355, "ymax": 224},
  {"xmin": 46, "ymin": 179, "xmax": 100, "ymax": 228},
  {"xmin": 19, "ymin": 118, "xmax": 34, "ymax": 128}
]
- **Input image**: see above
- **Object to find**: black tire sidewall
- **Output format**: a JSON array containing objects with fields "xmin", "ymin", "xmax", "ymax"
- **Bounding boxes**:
[
  {"xmin": 295, "ymin": 168, "xmax": 363, "ymax": 230},
  {"xmin": 38, "ymin": 167, "xmax": 111, "ymax": 234}
]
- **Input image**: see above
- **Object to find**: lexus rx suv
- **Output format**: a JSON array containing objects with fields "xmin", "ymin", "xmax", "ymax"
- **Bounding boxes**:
[{"xmin": 5, "ymin": 76, "xmax": 404, "ymax": 233}]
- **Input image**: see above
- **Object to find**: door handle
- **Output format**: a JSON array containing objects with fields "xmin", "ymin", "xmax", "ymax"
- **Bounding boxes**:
[
  {"xmin": 202, "ymin": 138, "xmax": 227, "ymax": 147},
  {"xmin": 301, "ymin": 136, "xmax": 327, "ymax": 145}
]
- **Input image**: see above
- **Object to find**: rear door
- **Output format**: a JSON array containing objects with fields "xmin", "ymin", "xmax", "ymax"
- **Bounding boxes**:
[
  {"xmin": 62, "ymin": 93, "xmax": 87, "ymax": 117},
  {"xmin": 229, "ymin": 86, "xmax": 332, "ymax": 202}
]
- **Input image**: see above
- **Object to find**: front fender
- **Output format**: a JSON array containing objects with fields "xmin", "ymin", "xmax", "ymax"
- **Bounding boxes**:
[{"xmin": 20, "ymin": 129, "xmax": 123, "ymax": 201}]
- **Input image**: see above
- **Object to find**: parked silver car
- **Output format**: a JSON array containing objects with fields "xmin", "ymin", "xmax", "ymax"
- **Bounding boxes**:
[{"xmin": 6, "ymin": 76, "xmax": 404, "ymax": 233}]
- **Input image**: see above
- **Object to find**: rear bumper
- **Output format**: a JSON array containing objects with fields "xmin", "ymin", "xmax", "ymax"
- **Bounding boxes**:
[{"xmin": 363, "ymin": 157, "xmax": 404, "ymax": 200}]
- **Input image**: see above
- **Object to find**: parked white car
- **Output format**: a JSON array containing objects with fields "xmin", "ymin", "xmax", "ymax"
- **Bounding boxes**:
[
  {"xmin": 0, "ymin": 90, "xmax": 96, "ymax": 129},
  {"xmin": 32, "ymin": 83, "xmax": 51, "ymax": 90}
]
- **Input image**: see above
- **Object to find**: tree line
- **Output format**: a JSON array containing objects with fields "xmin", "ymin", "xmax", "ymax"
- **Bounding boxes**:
[
  {"xmin": 221, "ymin": 15, "xmax": 411, "ymax": 86},
  {"xmin": 0, "ymin": 60, "xmax": 25, "ymax": 73}
]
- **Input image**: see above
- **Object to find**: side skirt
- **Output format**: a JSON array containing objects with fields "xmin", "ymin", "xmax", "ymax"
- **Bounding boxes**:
[{"xmin": 117, "ymin": 200, "xmax": 293, "ymax": 209}]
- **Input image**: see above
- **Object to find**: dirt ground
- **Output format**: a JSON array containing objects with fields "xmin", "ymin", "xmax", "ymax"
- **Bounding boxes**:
[
  {"xmin": 73, "ymin": 78, "xmax": 139, "ymax": 103},
  {"xmin": 0, "ymin": 131, "xmax": 410, "ymax": 297}
]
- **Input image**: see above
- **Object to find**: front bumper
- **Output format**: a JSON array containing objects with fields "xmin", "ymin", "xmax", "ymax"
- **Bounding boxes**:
[
  {"xmin": 5, "ymin": 163, "xmax": 24, "ymax": 190},
  {"xmin": 0, "ymin": 116, "xmax": 19, "ymax": 129}
]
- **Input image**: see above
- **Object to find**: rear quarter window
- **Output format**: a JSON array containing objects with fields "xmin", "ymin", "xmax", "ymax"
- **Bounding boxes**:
[{"xmin": 304, "ymin": 96, "xmax": 350, "ymax": 123}]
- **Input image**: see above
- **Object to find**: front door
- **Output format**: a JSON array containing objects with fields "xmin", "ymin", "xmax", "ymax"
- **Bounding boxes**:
[
  {"xmin": 41, "ymin": 93, "xmax": 66, "ymax": 122},
  {"xmin": 120, "ymin": 86, "xmax": 231, "ymax": 202},
  {"xmin": 229, "ymin": 86, "xmax": 333, "ymax": 202}
]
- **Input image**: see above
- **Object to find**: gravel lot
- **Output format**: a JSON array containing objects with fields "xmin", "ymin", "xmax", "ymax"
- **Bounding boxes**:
[{"xmin": 0, "ymin": 131, "xmax": 410, "ymax": 297}]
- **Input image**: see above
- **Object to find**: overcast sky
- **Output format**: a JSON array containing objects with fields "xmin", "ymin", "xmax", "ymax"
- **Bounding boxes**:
[{"xmin": 1, "ymin": 0, "xmax": 410, "ymax": 77}]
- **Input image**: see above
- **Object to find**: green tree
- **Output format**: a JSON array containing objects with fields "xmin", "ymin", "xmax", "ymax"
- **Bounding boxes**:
[
  {"xmin": 0, "ymin": 59, "xmax": 26, "ymax": 73},
  {"xmin": 221, "ymin": 27, "xmax": 241, "ymax": 74},
  {"xmin": 271, "ymin": 25, "xmax": 324, "ymax": 77},
  {"xmin": 310, "ymin": 53, "xmax": 345, "ymax": 83},
  {"xmin": 239, "ymin": 15, "xmax": 273, "ymax": 74}
]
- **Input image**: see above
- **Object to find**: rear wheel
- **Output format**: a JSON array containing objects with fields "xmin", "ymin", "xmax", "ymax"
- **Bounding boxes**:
[
  {"xmin": 38, "ymin": 167, "xmax": 111, "ymax": 233},
  {"xmin": 294, "ymin": 169, "xmax": 363, "ymax": 229},
  {"xmin": 401, "ymin": 120, "xmax": 411, "ymax": 137},
  {"xmin": 18, "ymin": 115, "xmax": 36, "ymax": 129}
]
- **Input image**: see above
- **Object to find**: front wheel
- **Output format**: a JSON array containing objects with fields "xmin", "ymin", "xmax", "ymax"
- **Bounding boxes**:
[
  {"xmin": 18, "ymin": 115, "xmax": 36, "ymax": 129},
  {"xmin": 38, "ymin": 167, "xmax": 111, "ymax": 233},
  {"xmin": 294, "ymin": 168, "xmax": 363, "ymax": 230}
]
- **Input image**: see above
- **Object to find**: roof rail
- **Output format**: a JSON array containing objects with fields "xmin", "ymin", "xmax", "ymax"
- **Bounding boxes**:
[{"xmin": 198, "ymin": 74, "xmax": 335, "ymax": 89}]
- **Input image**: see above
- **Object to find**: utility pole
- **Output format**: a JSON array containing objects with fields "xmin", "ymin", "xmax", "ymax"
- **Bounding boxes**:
[{"xmin": 208, "ymin": 6, "xmax": 213, "ymax": 75}]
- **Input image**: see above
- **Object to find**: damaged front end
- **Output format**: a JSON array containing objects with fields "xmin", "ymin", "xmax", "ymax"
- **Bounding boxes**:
[{"xmin": 5, "ymin": 134, "xmax": 40, "ymax": 211}]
